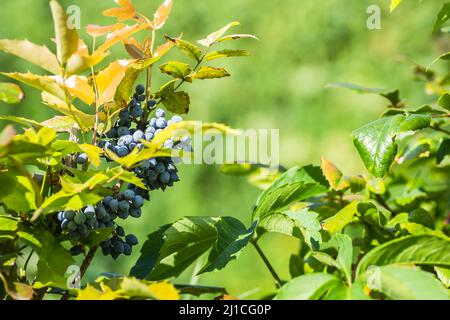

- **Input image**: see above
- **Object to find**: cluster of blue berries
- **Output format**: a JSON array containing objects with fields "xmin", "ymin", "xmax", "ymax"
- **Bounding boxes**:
[
  {"xmin": 64, "ymin": 84, "xmax": 192, "ymax": 259},
  {"xmin": 57, "ymin": 189, "xmax": 144, "ymax": 258}
]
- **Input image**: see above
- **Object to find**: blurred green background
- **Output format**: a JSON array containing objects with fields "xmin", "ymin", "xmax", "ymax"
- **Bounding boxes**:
[{"xmin": 0, "ymin": 0, "xmax": 448, "ymax": 298}]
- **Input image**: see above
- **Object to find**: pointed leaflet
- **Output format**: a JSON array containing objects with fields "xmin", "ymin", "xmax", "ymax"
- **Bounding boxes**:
[
  {"xmin": 153, "ymin": 0, "xmax": 173, "ymax": 30},
  {"xmin": 0, "ymin": 39, "xmax": 61, "ymax": 75},
  {"xmin": 198, "ymin": 21, "xmax": 240, "ymax": 47},
  {"xmin": 159, "ymin": 61, "xmax": 192, "ymax": 79},
  {"xmin": 64, "ymin": 75, "xmax": 94, "ymax": 105},
  {"xmin": 361, "ymin": 265, "xmax": 448, "ymax": 300},
  {"xmin": 356, "ymin": 235, "xmax": 450, "ymax": 276},
  {"xmin": 65, "ymin": 38, "xmax": 108, "ymax": 76},
  {"xmin": 86, "ymin": 23, "xmax": 126, "ymax": 37},
  {"xmin": 320, "ymin": 158, "xmax": 343, "ymax": 191},
  {"xmin": 204, "ymin": 49, "xmax": 250, "ymax": 61},
  {"xmin": 317, "ymin": 234, "xmax": 353, "ymax": 285},
  {"xmin": 252, "ymin": 165, "xmax": 329, "ymax": 221},
  {"xmin": 274, "ymin": 273, "xmax": 341, "ymax": 300},
  {"xmin": 198, "ymin": 218, "xmax": 256, "ymax": 274},
  {"xmin": 49, "ymin": 0, "xmax": 79, "ymax": 65},
  {"xmin": 0, "ymin": 83, "xmax": 24, "ymax": 104},
  {"xmin": 102, "ymin": 0, "xmax": 137, "ymax": 21},
  {"xmin": 166, "ymin": 36, "xmax": 202, "ymax": 62},
  {"xmin": 352, "ymin": 114, "xmax": 431, "ymax": 177},
  {"xmin": 322, "ymin": 201, "xmax": 359, "ymax": 234},
  {"xmin": 216, "ymin": 34, "xmax": 258, "ymax": 43},
  {"xmin": 41, "ymin": 116, "xmax": 76, "ymax": 132}
]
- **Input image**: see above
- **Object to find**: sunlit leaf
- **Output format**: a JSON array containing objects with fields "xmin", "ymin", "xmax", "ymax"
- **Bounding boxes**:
[
  {"xmin": 197, "ymin": 21, "xmax": 240, "ymax": 47},
  {"xmin": 64, "ymin": 75, "xmax": 94, "ymax": 105},
  {"xmin": 49, "ymin": 0, "xmax": 79, "ymax": 65},
  {"xmin": 0, "ymin": 39, "xmax": 61, "ymax": 75},
  {"xmin": 86, "ymin": 23, "xmax": 126, "ymax": 37},
  {"xmin": 153, "ymin": 0, "xmax": 173, "ymax": 30},
  {"xmin": 165, "ymin": 36, "xmax": 202, "ymax": 62},
  {"xmin": 96, "ymin": 59, "xmax": 134, "ymax": 106},
  {"xmin": 191, "ymin": 66, "xmax": 230, "ymax": 80},
  {"xmin": 204, "ymin": 49, "xmax": 250, "ymax": 61},
  {"xmin": 102, "ymin": 0, "xmax": 137, "ymax": 21}
]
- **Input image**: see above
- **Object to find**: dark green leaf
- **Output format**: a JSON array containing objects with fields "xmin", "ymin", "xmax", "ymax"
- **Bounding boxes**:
[
  {"xmin": 352, "ymin": 114, "xmax": 431, "ymax": 177},
  {"xmin": 433, "ymin": 3, "xmax": 450, "ymax": 33},
  {"xmin": 437, "ymin": 138, "xmax": 450, "ymax": 164}
]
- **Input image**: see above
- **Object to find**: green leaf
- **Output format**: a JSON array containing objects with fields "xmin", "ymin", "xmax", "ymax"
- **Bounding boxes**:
[
  {"xmin": 166, "ymin": 36, "xmax": 202, "ymax": 62},
  {"xmin": 49, "ymin": 0, "xmax": 79, "ymax": 65},
  {"xmin": 435, "ymin": 266, "xmax": 450, "ymax": 288},
  {"xmin": 197, "ymin": 21, "xmax": 240, "ymax": 47},
  {"xmin": 159, "ymin": 61, "xmax": 192, "ymax": 79},
  {"xmin": 41, "ymin": 116, "xmax": 76, "ymax": 132},
  {"xmin": 437, "ymin": 138, "xmax": 450, "ymax": 164},
  {"xmin": 85, "ymin": 228, "xmax": 113, "ymax": 247},
  {"xmin": 161, "ymin": 91, "xmax": 190, "ymax": 114},
  {"xmin": 18, "ymin": 225, "xmax": 74, "ymax": 288},
  {"xmin": 274, "ymin": 273, "xmax": 341, "ymax": 300},
  {"xmin": 191, "ymin": 66, "xmax": 230, "ymax": 80},
  {"xmin": 0, "ymin": 83, "xmax": 24, "ymax": 104},
  {"xmin": 324, "ymin": 281, "xmax": 370, "ymax": 300},
  {"xmin": 0, "ymin": 215, "xmax": 18, "ymax": 232},
  {"xmin": 204, "ymin": 49, "xmax": 250, "ymax": 61},
  {"xmin": 356, "ymin": 235, "xmax": 450, "ymax": 276},
  {"xmin": 216, "ymin": 34, "xmax": 258, "ymax": 43},
  {"xmin": 318, "ymin": 234, "xmax": 353, "ymax": 285},
  {"xmin": 198, "ymin": 218, "xmax": 256, "ymax": 274},
  {"xmin": 433, "ymin": 3, "xmax": 450, "ymax": 33},
  {"xmin": 0, "ymin": 172, "xmax": 36, "ymax": 213},
  {"xmin": 0, "ymin": 39, "xmax": 61, "ymax": 75},
  {"xmin": 361, "ymin": 265, "xmax": 448, "ymax": 300},
  {"xmin": 253, "ymin": 165, "xmax": 329, "ymax": 220},
  {"xmin": 257, "ymin": 209, "xmax": 322, "ymax": 250},
  {"xmin": 322, "ymin": 201, "xmax": 359, "ymax": 234},
  {"xmin": 438, "ymin": 92, "xmax": 450, "ymax": 111},
  {"xmin": 352, "ymin": 114, "xmax": 431, "ymax": 177},
  {"xmin": 1, "ymin": 72, "xmax": 66, "ymax": 102},
  {"xmin": 132, "ymin": 217, "xmax": 219, "ymax": 280}
]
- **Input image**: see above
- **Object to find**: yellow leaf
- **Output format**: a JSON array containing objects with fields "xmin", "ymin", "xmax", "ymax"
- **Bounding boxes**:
[
  {"xmin": 78, "ymin": 143, "xmax": 103, "ymax": 167},
  {"xmin": 0, "ymin": 39, "xmax": 61, "ymax": 75},
  {"xmin": 95, "ymin": 23, "xmax": 152, "ymax": 55},
  {"xmin": 103, "ymin": 0, "xmax": 137, "ymax": 22},
  {"xmin": 321, "ymin": 157, "xmax": 343, "ymax": 191},
  {"xmin": 65, "ymin": 75, "xmax": 94, "ymax": 105},
  {"xmin": 147, "ymin": 281, "xmax": 179, "ymax": 300},
  {"xmin": 66, "ymin": 39, "xmax": 109, "ymax": 75},
  {"xmin": 86, "ymin": 23, "xmax": 126, "ymax": 37},
  {"xmin": 77, "ymin": 284, "xmax": 124, "ymax": 300},
  {"xmin": 153, "ymin": 0, "xmax": 173, "ymax": 30},
  {"xmin": 96, "ymin": 60, "xmax": 134, "ymax": 106}
]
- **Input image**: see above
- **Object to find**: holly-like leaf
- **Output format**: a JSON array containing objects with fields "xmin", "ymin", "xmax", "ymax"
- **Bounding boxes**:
[
  {"xmin": 49, "ymin": 0, "xmax": 79, "ymax": 65},
  {"xmin": 102, "ymin": 0, "xmax": 137, "ymax": 21},
  {"xmin": 165, "ymin": 36, "xmax": 202, "ymax": 62},
  {"xmin": 191, "ymin": 66, "xmax": 230, "ymax": 80},
  {"xmin": 153, "ymin": 0, "xmax": 173, "ymax": 30},
  {"xmin": 433, "ymin": 3, "xmax": 450, "ymax": 33},
  {"xmin": 352, "ymin": 114, "xmax": 431, "ymax": 177},
  {"xmin": 0, "ymin": 83, "xmax": 24, "ymax": 104},
  {"xmin": 159, "ymin": 61, "xmax": 192, "ymax": 79},
  {"xmin": 0, "ymin": 39, "xmax": 61, "ymax": 75},
  {"xmin": 198, "ymin": 218, "xmax": 256, "ymax": 274},
  {"xmin": 204, "ymin": 49, "xmax": 251, "ymax": 61},
  {"xmin": 198, "ymin": 21, "xmax": 240, "ymax": 47},
  {"xmin": 356, "ymin": 235, "xmax": 450, "ymax": 276}
]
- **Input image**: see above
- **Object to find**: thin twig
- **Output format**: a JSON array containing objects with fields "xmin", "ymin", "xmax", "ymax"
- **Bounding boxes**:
[{"xmin": 251, "ymin": 240, "xmax": 282, "ymax": 288}]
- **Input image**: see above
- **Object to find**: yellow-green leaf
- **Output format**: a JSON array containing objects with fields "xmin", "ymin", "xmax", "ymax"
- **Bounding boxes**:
[
  {"xmin": 204, "ymin": 49, "xmax": 250, "ymax": 61},
  {"xmin": 198, "ymin": 21, "xmax": 240, "ymax": 47},
  {"xmin": 159, "ymin": 61, "xmax": 192, "ymax": 79},
  {"xmin": 191, "ymin": 66, "xmax": 230, "ymax": 80},
  {"xmin": 322, "ymin": 201, "xmax": 359, "ymax": 234},
  {"xmin": 390, "ymin": 0, "xmax": 403, "ymax": 13},
  {"xmin": 0, "ymin": 82, "xmax": 24, "ymax": 104}
]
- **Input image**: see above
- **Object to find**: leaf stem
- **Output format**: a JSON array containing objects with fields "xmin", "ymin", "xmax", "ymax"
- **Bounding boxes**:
[{"xmin": 251, "ymin": 240, "xmax": 282, "ymax": 288}]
